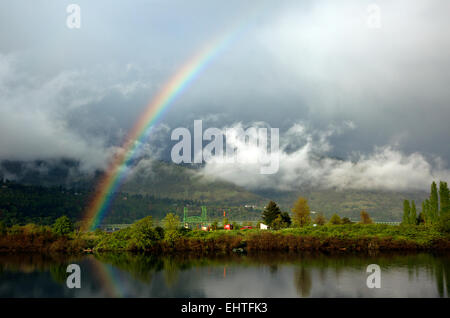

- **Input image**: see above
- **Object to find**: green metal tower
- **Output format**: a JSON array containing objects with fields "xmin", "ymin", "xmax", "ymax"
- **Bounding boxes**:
[{"xmin": 183, "ymin": 206, "xmax": 208, "ymax": 228}]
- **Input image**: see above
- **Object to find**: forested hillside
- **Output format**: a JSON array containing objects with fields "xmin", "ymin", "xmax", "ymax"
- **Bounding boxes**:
[
  {"xmin": 0, "ymin": 181, "xmax": 262, "ymax": 226},
  {"xmin": 0, "ymin": 159, "xmax": 431, "ymax": 224},
  {"xmin": 258, "ymin": 188, "xmax": 429, "ymax": 222}
]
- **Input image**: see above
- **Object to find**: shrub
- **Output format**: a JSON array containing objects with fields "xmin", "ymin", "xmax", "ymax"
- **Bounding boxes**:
[
  {"xmin": 341, "ymin": 217, "xmax": 353, "ymax": 224},
  {"xmin": 155, "ymin": 226, "xmax": 165, "ymax": 240},
  {"xmin": 314, "ymin": 213, "xmax": 326, "ymax": 226},
  {"xmin": 8, "ymin": 224, "xmax": 22, "ymax": 235},
  {"xmin": 128, "ymin": 216, "xmax": 159, "ymax": 250},
  {"xmin": 22, "ymin": 223, "xmax": 43, "ymax": 235},
  {"xmin": 437, "ymin": 213, "xmax": 450, "ymax": 233},
  {"xmin": 162, "ymin": 213, "xmax": 180, "ymax": 231},
  {"xmin": 164, "ymin": 229, "xmax": 183, "ymax": 245},
  {"xmin": 96, "ymin": 227, "xmax": 133, "ymax": 251},
  {"xmin": 94, "ymin": 228, "xmax": 104, "ymax": 236},
  {"xmin": 329, "ymin": 214, "xmax": 342, "ymax": 225},
  {"xmin": 0, "ymin": 221, "xmax": 6, "ymax": 235},
  {"xmin": 271, "ymin": 215, "xmax": 285, "ymax": 230},
  {"xmin": 52, "ymin": 216, "xmax": 74, "ymax": 235},
  {"xmin": 360, "ymin": 210, "xmax": 374, "ymax": 224}
]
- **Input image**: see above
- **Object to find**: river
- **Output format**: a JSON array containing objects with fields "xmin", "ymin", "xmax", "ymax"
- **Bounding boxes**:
[{"xmin": 0, "ymin": 252, "xmax": 448, "ymax": 297}]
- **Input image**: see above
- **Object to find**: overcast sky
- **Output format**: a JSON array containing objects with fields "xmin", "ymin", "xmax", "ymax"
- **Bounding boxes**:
[{"xmin": 1, "ymin": 0, "xmax": 450, "ymax": 190}]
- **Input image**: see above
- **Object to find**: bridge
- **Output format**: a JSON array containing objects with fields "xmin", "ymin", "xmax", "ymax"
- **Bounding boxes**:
[
  {"xmin": 183, "ymin": 206, "xmax": 208, "ymax": 228},
  {"xmin": 99, "ymin": 219, "xmax": 401, "ymax": 232},
  {"xmin": 98, "ymin": 224, "xmax": 131, "ymax": 232},
  {"xmin": 374, "ymin": 221, "xmax": 401, "ymax": 225}
]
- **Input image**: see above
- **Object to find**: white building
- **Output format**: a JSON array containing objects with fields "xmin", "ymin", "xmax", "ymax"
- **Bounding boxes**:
[{"xmin": 260, "ymin": 223, "xmax": 268, "ymax": 230}]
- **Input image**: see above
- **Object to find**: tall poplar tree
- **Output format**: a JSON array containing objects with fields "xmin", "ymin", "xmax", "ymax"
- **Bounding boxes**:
[
  {"xmin": 423, "ymin": 199, "xmax": 431, "ymax": 224},
  {"xmin": 360, "ymin": 210, "xmax": 373, "ymax": 224},
  {"xmin": 430, "ymin": 181, "xmax": 439, "ymax": 223},
  {"xmin": 439, "ymin": 181, "xmax": 450, "ymax": 216},
  {"xmin": 292, "ymin": 197, "xmax": 311, "ymax": 227},
  {"xmin": 421, "ymin": 201, "xmax": 428, "ymax": 224},
  {"xmin": 410, "ymin": 201, "xmax": 417, "ymax": 225},
  {"xmin": 403, "ymin": 200, "xmax": 411, "ymax": 225}
]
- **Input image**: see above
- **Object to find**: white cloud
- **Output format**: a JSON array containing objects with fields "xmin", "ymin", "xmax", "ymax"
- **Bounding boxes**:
[
  {"xmin": 200, "ymin": 122, "xmax": 450, "ymax": 191},
  {"xmin": 1, "ymin": 1, "xmax": 450, "ymax": 191},
  {"xmin": 0, "ymin": 53, "xmax": 151, "ymax": 172}
]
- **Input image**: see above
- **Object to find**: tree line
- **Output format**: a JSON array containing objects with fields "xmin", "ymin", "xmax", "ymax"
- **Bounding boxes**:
[
  {"xmin": 402, "ymin": 181, "xmax": 450, "ymax": 229},
  {"xmin": 261, "ymin": 197, "xmax": 373, "ymax": 229}
]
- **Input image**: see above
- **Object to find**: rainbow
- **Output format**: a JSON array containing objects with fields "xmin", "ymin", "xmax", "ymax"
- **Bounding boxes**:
[
  {"xmin": 89, "ymin": 257, "xmax": 125, "ymax": 297},
  {"xmin": 82, "ymin": 26, "xmax": 245, "ymax": 231}
]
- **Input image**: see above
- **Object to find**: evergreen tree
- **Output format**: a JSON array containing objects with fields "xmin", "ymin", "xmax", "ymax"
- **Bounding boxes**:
[
  {"xmin": 280, "ymin": 212, "xmax": 292, "ymax": 227},
  {"xmin": 291, "ymin": 197, "xmax": 311, "ymax": 227},
  {"xmin": 439, "ymin": 181, "xmax": 450, "ymax": 216},
  {"xmin": 403, "ymin": 200, "xmax": 411, "ymax": 225},
  {"xmin": 430, "ymin": 181, "xmax": 439, "ymax": 223},
  {"xmin": 262, "ymin": 201, "xmax": 281, "ymax": 226},
  {"xmin": 410, "ymin": 201, "xmax": 417, "ymax": 225}
]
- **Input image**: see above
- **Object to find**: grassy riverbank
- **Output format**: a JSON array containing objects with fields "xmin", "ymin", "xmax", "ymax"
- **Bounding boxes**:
[{"xmin": 1, "ymin": 221, "xmax": 449, "ymax": 253}]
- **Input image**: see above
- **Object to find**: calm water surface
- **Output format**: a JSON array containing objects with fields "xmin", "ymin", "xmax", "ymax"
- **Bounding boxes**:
[{"xmin": 0, "ymin": 252, "xmax": 448, "ymax": 298}]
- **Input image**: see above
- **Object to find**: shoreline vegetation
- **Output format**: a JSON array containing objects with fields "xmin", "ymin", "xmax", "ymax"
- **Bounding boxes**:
[
  {"xmin": 1, "ymin": 222, "xmax": 449, "ymax": 253},
  {"xmin": 0, "ymin": 180, "xmax": 449, "ymax": 254}
]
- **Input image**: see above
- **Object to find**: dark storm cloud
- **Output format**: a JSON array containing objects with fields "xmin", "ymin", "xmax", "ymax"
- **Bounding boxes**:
[{"xmin": 0, "ymin": 0, "xmax": 449, "ymax": 190}]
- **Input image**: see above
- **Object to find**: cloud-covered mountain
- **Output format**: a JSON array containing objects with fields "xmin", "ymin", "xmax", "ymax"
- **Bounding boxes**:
[{"xmin": 1, "ymin": 0, "xmax": 450, "ymax": 194}]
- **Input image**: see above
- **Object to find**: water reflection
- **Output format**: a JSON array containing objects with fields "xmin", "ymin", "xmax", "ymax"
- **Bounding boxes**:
[
  {"xmin": 294, "ymin": 266, "xmax": 312, "ymax": 297},
  {"xmin": 0, "ymin": 252, "xmax": 448, "ymax": 297}
]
